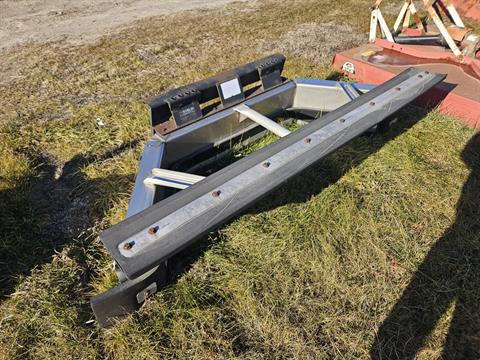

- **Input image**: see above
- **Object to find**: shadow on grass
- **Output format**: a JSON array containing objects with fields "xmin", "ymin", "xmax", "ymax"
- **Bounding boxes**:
[
  {"xmin": 0, "ymin": 140, "xmax": 139, "ymax": 301},
  {"xmin": 325, "ymin": 70, "xmax": 350, "ymax": 82},
  {"xmin": 370, "ymin": 133, "xmax": 480, "ymax": 359}
]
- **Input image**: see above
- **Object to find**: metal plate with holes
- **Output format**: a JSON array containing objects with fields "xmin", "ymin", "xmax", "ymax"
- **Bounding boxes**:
[{"xmin": 148, "ymin": 54, "xmax": 286, "ymax": 135}]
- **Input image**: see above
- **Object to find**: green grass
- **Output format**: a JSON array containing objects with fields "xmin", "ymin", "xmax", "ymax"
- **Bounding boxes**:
[{"xmin": 0, "ymin": 0, "xmax": 479, "ymax": 358}]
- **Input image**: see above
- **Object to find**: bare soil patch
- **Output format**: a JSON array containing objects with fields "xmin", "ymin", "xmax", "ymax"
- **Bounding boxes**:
[{"xmin": 0, "ymin": 0, "xmax": 249, "ymax": 52}]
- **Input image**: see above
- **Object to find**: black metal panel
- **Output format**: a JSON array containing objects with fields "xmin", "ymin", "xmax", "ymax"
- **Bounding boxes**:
[
  {"xmin": 90, "ymin": 264, "xmax": 166, "ymax": 327},
  {"xmin": 147, "ymin": 54, "xmax": 286, "ymax": 134}
]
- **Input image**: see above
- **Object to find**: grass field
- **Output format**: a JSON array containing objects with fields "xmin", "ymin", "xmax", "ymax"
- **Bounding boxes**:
[{"xmin": 1, "ymin": 0, "xmax": 479, "ymax": 358}]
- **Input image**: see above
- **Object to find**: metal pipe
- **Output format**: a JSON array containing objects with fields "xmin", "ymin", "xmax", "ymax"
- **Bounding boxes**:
[
  {"xmin": 393, "ymin": 34, "xmax": 446, "ymax": 45},
  {"xmin": 144, "ymin": 169, "xmax": 205, "ymax": 190},
  {"xmin": 234, "ymin": 104, "xmax": 291, "ymax": 138}
]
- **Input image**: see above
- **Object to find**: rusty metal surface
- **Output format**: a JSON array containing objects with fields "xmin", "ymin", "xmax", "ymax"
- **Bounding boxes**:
[{"xmin": 366, "ymin": 48, "xmax": 480, "ymax": 82}]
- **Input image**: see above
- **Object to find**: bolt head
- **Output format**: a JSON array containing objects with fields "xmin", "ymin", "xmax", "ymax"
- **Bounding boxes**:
[
  {"xmin": 148, "ymin": 226, "xmax": 158, "ymax": 235},
  {"xmin": 123, "ymin": 241, "xmax": 135, "ymax": 250}
]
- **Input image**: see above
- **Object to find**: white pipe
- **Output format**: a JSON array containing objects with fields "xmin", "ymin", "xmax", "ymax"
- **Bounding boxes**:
[
  {"xmin": 234, "ymin": 104, "xmax": 291, "ymax": 138},
  {"xmin": 144, "ymin": 168, "xmax": 205, "ymax": 189}
]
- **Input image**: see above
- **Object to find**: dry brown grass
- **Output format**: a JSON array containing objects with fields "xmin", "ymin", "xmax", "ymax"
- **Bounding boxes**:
[{"xmin": 259, "ymin": 22, "xmax": 366, "ymax": 65}]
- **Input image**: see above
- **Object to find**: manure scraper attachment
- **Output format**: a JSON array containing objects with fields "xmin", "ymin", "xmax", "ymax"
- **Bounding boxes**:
[
  {"xmin": 90, "ymin": 54, "xmax": 444, "ymax": 327},
  {"xmin": 333, "ymin": 0, "xmax": 480, "ymax": 127}
]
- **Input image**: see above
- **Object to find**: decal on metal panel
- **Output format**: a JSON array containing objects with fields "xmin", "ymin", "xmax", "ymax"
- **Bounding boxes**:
[{"xmin": 342, "ymin": 62, "xmax": 355, "ymax": 74}]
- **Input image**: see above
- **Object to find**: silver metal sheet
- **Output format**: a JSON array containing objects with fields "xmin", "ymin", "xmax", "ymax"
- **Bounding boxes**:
[{"xmin": 126, "ymin": 139, "xmax": 166, "ymax": 218}]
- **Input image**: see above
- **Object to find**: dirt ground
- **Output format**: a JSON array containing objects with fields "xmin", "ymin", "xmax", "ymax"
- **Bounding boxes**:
[{"xmin": 0, "ymin": 0, "xmax": 248, "ymax": 52}]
